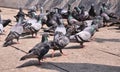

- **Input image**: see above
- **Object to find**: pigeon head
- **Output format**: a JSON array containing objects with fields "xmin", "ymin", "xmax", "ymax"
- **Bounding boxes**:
[
  {"xmin": 102, "ymin": 2, "xmax": 106, "ymax": 7},
  {"xmin": 79, "ymin": 5, "xmax": 85, "ymax": 10},
  {"xmin": 19, "ymin": 7, "xmax": 22, "ymax": 12},
  {"xmin": 40, "ymin": 6, "xmax": 43, "ymax": 13},
  {"xmin": 68, "ymin": 3, "xmax": 71, "ymax": 10}
]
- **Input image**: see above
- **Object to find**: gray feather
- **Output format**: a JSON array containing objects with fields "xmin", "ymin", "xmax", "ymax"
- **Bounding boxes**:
[
  {"xmin": 3, "ymin": 31, "xmax": 20, "ymax": 47},
  {"xmin": 22, "ymin": 18, "xmax": 42, "ymax": 36},
  {"xmin": 20, "ymin": 42, "xmax": 51, "ymax": 61},
  {"xmin": 53, "ymin": 32, "xmax": 69, "ymax": 50},
  {"xmin": 20, "ymin": 52, "xmax": 38, "ymax": 61}
]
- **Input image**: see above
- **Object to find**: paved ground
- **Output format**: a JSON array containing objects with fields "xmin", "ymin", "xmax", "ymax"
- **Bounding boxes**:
[{"xmin": 0, "ymin": 7, "xmax": 120, "ymax": 72}]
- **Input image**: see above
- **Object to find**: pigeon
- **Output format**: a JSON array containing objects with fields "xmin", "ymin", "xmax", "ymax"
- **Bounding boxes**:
[
  {"xmin": 44, "ymin": 13, "xmax": 65, "ymax": 34},
  {"xmin": 83, "ymin": 20, "xmax": 100, "ymax": 39},
  {"xmin": 50, "ymin": 17, "xmax": 69, "ymax": 57},
  {"xmin": 81, "ymin": 17, "xmax": 103, "ymax": 42},
  {"xmin": 26, "ymin": 5, "xmax": 37, "ymax": 18},
  {"xmin": 46, "ymin": 11, "xmax": 58, "ymax": 27},
  {"xmin": 55, "ymin": 17, "xmax": 66, "ymax": 35},
  {"xmin": 67, "ymin": 10, "xmax": 88, "ymax": 33},
  {"xmin": 73, "ymin": 6, "xmax": 89, "ymax": 21},
  {"xmin": 100, "ymin": 2, "xmax": 112, "ymax": 15},
  {"xmin": 67, "ymin": 10, "xmax": 83, "ymax": 26},
  {"xmin": 69, "ymin": 31, "xmax": 91, "ymax": 48},
  {"xmin": 14, "ymin": 8, "xmax": 25, "ymax": 22},
  {"xmin": 100, "ymin": 3, "xmax": 110, "ymax": 26},
  {"xmin": 52, "ymin": 31, "xmax": 70, "ymax": 57},
  {"xmin": 3, "ymin": 16, "xmax": 24, "ymax": 47},
  {"xmin": 88, "ymin": 4, "xmax": 96, "ymax": 17},
  {"xmin": 22, "ymin": 13, "xmax": 42, "ymax": 37},
  {"xmin": 39, "ymin": 6, "xmax": 48, "ymax": 26},
  {"xmin": 20, "ymin": 34, "xmax": 52, "ymax": 64}
]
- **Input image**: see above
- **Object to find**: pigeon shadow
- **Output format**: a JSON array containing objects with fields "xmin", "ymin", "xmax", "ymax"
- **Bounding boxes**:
[
  {"xmin": 45, "ymin": 53, "xmax": 61, "ymax": 58},
  {"xmin": 95, "ymin": 38, "xmax": 120, "ymax": 43},
  {"xmin": 17, "ymin": 60, "xmax": 40, "ymax": 68},
  {"xmin": 17, "ymin": 61, "xmax": 120, "ymax": 72}
]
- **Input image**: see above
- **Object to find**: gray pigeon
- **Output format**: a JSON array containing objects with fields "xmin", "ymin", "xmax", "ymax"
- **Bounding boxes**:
[
  {"xmin": 52, "ymin": 31, "xmax": 70, "ymax": 57},
  {"xmin": 20, "ymin": 34, "xmax": 52, "ymax": 64},
  {"xmin": 51, "ymin": 18, "xmax": 69, "ymax": 57},
  {"xmin": 3, "ymin": 16, "xmax": 24, "ymax": 47},
  {"xmin": 22, "ymin": 12, "xmax": 42, "ymax": 37},
  {"xmin": 69, "ymin": 31, "xmax": 91, "ymax": 48},
  {"xmin": 55, "ymin": 17, "xmax": 66, "ymax": 35},
  {"xmin": 67, "ymin": 11, "xmax": 82, "ymax": 26}
]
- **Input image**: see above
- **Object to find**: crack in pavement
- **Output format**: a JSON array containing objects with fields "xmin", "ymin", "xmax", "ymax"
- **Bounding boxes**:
[
  {"xmin": 10, "ymin": 45, "xmax": 28, "ymax": 54},
  {"xmin": 96, "ymin": 49, "xmax": 120, "ymax": 57}
]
